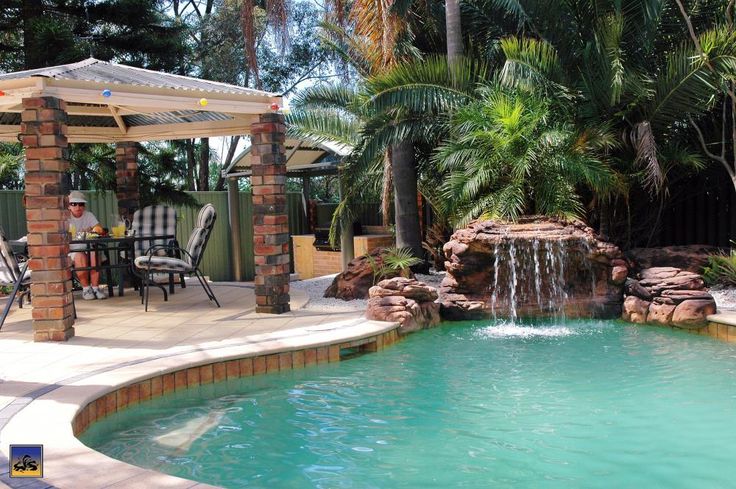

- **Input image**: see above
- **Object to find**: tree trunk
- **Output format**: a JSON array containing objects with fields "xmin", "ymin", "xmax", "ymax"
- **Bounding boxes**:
[
  {"xmin": 185, "ymin": 139, "xmax": 196, "ymax": 190},
  {"xmin": 445, "ymin": 0, "xmax": 463, "ymax": 64},
  {"xmin": 198, "ymin": 138, "xmax": 210, "ymax": 191},
  {"xmin": 391, "ymin": 141, "xmax": 423, "ymax": 260}
]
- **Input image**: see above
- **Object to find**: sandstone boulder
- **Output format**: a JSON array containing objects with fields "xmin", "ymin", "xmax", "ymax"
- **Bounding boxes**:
[
  {"xmin": 366, "ymin": 277, "xmax": 440, "ymax": 333},
  {"xmin": 622, "ymin": 296, "xmax": 650, "ymax": 323},
  {"xmin": 324, "ymin": 248, "xmax": 412, "ymax": 300},
  {"xmin": 672, "ymin": 300, "xmax": 717, "ymax": 329},
  {"xmin": 621, "ymin": 266, "xmax": 716, "ymax": 330}
]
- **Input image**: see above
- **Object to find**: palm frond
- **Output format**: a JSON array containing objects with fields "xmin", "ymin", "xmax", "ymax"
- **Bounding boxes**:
[
  {"xmin": 286, "ymin": 108, "xmax": 362, "ymax": 147},
  {"xmin": 647, "ymin": 28, "xmax": 736, "ymax": 130}
]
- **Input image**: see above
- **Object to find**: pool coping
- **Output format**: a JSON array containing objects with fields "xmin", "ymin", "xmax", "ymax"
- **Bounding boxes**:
[{"xmin": 0, "ymin": 318, "xmax": 400, "ymax": 489}]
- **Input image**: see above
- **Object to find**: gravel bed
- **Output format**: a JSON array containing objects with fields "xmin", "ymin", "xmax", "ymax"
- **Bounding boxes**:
[
  {"xmin": 291, "ymin": 270, "xmax": 446, "ymax": 312},
  {"xmin": 290, "ymin": 274, "xmax": 367, "ymax": 312}
]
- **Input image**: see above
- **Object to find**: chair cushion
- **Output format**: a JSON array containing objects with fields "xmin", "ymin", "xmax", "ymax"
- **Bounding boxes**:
[
  {"xmin": 131, "ymin": 206, "xmax": 178, "ymax": 257},
  {"xmin": 196, "ymin": 204, "xmax": 216, "ymax": 231},
  {"xmin": 185, "ymin": 227, "xmax": 208, "ymax": 267},
  {"xmin": 134, "ymin": 255, "xmax": 193, "ymax": 273}
]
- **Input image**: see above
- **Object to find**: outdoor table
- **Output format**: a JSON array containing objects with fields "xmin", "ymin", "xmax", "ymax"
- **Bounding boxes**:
[{"xmin": 70, "ymin": 234, "xmax": 176, "ymax": 297}]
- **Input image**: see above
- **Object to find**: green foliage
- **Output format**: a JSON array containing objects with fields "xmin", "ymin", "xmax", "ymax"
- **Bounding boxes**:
[
  {"xmin": 367, "ymin": 246, "xmax": 422, "ymax": 284},
  {"xmin": 703, "ymin": 244, "xmax": 736, "ymax": 286},
  {"xmin": 436, "ymin": 84, "xmax": 616, "ymax": 225},
  {"xmin": 0, "ymin": 143, "xmax": 23, "ymax": 190}
]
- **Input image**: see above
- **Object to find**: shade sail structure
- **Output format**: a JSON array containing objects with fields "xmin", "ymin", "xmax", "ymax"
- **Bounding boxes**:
[
  {"xmin": 0, "ymin": 58, "xmax": 282, "ymax": 143},
  {"xmin": 224, "ymin": 138, "xmax": 351, "ymax": 178}
]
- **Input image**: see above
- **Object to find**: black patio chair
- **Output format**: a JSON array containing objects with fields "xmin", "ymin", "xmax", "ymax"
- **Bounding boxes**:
[
  {"xmin": 0, "ymin": 230, "xmax": 31, "ymax": 329},
  {"xmin": 134, "ymin": 203, "xmax": 219, "ymax": 311}
]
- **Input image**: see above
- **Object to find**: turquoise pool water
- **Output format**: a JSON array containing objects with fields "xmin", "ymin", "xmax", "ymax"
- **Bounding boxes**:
[{"xmin": 81, "ymin": 320, "xmax": 736, "ymax": 488}]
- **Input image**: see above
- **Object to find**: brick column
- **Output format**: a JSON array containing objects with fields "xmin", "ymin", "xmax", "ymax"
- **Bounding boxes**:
[
  {"xmin": 251, "ymin": 113, "xmax": 290, "ymax": 313},
  {"xmin": 115, "ymin": 142, "xmax": 139, "ymax": 223},
  {"xmin": 21, "ymin": 96, "xmax": 75, "ymax": 341}
]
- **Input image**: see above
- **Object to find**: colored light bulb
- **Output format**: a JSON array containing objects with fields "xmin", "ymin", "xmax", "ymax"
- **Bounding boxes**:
[{"xmin": 102, "ymin": 89, "xmax": 112, "ymax": 97}]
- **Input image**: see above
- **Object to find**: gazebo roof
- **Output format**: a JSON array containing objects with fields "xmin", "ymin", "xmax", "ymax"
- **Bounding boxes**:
[
  {"xmin": 0, "ymin": 58, "xmax": 281, "ymax": 143},
  {"xmin": 223, "ymin": 138, "xmax": 351, "ymax": 178}
]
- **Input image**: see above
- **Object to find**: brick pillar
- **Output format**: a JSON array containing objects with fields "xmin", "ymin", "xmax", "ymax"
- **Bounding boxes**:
[
  {"xmin": 251, "ymin": 113, "xmax": 290, "ymax": 314},
  {"xmin": 21, "ymin": 96, "xmax": 75, "ymax": 341},
  {"xmin": 115, "ymin": 142, "xmax": 139, "ymax": 223}
]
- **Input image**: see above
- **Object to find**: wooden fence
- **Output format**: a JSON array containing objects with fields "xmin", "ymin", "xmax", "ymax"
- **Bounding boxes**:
[{"xmin": 0, "ymin": 190, "xmax": 308, "ymax": 281}]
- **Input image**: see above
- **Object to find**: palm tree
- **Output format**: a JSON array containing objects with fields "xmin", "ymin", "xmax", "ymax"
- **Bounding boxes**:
[
  {"xmin": 435, "ymin": 84, "xmax": 617, "ymax": 225},
  {"xmin": 482, "ymin": 1, "xmax": 736, "ymax": 195},
  {"xmin": 445, "ymin": 0, "xmax": 463, "ymax": 63}
]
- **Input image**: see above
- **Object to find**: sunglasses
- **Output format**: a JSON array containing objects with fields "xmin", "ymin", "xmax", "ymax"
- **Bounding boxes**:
[{"xmin": 69, "ymin": 202, "xmax": 86, "ymax": 207}]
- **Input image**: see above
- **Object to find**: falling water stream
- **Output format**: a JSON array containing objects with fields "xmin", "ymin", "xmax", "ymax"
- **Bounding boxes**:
[{"xmin": 488, "ymin": 234, "xmax": 596, "ymax": 322}]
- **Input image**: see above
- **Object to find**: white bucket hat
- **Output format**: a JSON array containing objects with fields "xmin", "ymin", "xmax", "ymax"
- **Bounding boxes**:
[{"xmin": 68, "ymin": 190, "xmax": 87, "ymax": 204}]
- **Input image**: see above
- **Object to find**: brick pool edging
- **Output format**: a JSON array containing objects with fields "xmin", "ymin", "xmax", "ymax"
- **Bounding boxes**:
[{"xmin": 71, "ymin": 328, "xmax": 402, "ymax": 437}]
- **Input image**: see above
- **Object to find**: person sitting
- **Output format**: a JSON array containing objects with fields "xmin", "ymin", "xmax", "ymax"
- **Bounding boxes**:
[{"xmin": 68, "ymin": 191, "xmax": 107, "ymax": 300}]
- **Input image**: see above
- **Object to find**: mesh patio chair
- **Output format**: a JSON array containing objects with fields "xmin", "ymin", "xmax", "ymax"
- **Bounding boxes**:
[
  {"xmin": 130, "ymin": 205, "xmax": 183, "ymax": 295},
  {"xmin": 134, "ymin": 204, "xmax": 220, "ymax": 311},
  {"xmin": 1, "ymin": 230, "xmax": 31, "ymax": 329}
]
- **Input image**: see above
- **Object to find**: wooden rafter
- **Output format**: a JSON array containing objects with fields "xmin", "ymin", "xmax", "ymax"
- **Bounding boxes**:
[{"xmin": 109, "ymin": 106, "xmax": 127, "ymax": 134}]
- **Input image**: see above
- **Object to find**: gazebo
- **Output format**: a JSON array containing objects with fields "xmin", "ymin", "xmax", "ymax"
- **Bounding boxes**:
[
  {"xmin": 222, "ymin": 138, "xmax": 352, "ymax": 279},
  {"xmin": 0, "ymin": 58, "xmax": 291, "ymax": 342}
]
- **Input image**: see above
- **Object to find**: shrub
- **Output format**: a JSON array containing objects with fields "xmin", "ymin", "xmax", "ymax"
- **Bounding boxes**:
[{"xmin": 703, "ymin": 249, "xmax": 736, "ymax": 286}]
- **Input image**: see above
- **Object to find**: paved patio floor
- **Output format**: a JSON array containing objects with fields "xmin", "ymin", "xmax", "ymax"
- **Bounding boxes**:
[{"xmin": 0, "ymin": 280, "xmax": 390, "ymax": 488}]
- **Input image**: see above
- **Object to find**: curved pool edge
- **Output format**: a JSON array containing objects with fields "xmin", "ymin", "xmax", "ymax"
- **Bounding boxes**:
[{"xmin": 0, "ymin": 319, "xmax": 401, "ymax": 489}]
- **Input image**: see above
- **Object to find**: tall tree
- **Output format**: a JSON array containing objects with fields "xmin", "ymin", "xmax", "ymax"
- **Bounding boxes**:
[
  {"xmin": 1, "ymin": 0, "xmax": 187, "ymax": 70},
  {"xmin": 445, "ymin": 0, "xmax": 463, "ymax": 62}
]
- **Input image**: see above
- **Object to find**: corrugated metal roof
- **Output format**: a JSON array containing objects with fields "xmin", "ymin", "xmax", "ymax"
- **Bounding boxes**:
[
  {"xmin": 0, "ymin": 58, "xmax": 276, "ymax": 97},
  {"xmin": 224, "ymin": 138, "xmax": 351, "ymax": 177}
]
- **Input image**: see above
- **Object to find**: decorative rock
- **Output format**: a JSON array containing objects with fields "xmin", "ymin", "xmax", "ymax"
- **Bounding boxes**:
[
  {"xmin": 611, "ymin": 266, "xmax": 628, "ymax": 285},
  {"xmin": 647, "ymin": 302, "xmax": 676, "ymax": 325},
  {"xmin": 325, "ymin": 248, "xmax": 412, "ymax": 300},
  {"xmin": 624, "ymin": 278, "xmax": 653, "ymax": 301},
  {"xmin": 439, "ymin": 217, "xmax": 627, "ymax": 320},
  {"xmin": 672, "ymin": 300, "xmax": 717, "ymax": 328},
  {"xmin": 622, "ymin": 296, "xmax": 650, "ymax": 324},
  {"xmin": 628, "ymin": 245, "xmax": 721, "ymax": 274},
  {"xmin": 366, "ymin": 277, "xmax": 440, "ymax": 333},
  {"xmin": 621, "ymin": 266, "xmax": 716, "ymax": 330}
]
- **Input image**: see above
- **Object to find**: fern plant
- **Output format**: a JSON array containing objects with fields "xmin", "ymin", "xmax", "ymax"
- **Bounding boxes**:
[{"xmin": 367, "ymin": 246, "xmax": 422, "ymax": 285}]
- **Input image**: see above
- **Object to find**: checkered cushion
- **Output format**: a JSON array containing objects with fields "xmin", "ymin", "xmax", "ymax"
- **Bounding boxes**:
[
  {"xmin": 196, "ymin": 204, "xmax": 216, "ymax": 231},
  {"xmin": 184, "ymin": 227, "xmax": 208, "ymax": 267},
  {"xmin": 134, "ymin": 255, "xmax": 193, "ymax": 273},
  {"xmin": 131, "ymin": 206, "xmax": 177, "ymax": 257}
]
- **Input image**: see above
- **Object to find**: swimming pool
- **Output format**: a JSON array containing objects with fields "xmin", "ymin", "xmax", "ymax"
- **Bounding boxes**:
[{"xmin": 81, "ymin": 319, "xmax": 736, "ymax": 488}]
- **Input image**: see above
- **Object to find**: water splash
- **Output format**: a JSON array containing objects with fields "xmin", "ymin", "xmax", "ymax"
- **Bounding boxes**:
[{"xmin": 476, "ymin": 321, "xmax": 574, "ymax": 338}]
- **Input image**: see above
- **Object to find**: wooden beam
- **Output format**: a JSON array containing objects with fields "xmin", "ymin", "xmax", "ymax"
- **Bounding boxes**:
[{"xmin": 109, "ymin": 106, "xmax": 127, "ymax": 134}]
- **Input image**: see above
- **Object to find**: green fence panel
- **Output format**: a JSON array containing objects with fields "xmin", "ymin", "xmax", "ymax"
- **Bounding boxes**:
[
  {"xmin": 0, "ymin": 190, "xmax": 26, "ymax": 239},
  {"xmin": 0, "ymin": 190, "xmax": 119, "ymax": 239},
  {"xmin": 238, "ymin": 192, "xmax": 255, "ymax": 281},
  {"xmin": 177, "ymin": 192, "xmax": 231, "ymax": 282},
  {"xmin": 85, "ymin": 191, "xmax": 120, "ymax": 229},
  {"xmin": 0, "ymin": 190, "xmax": 307, "ymax": 282},
  {"xmin": 235, "ymin": 192, "xmax": 307, "ymax": 281}
]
